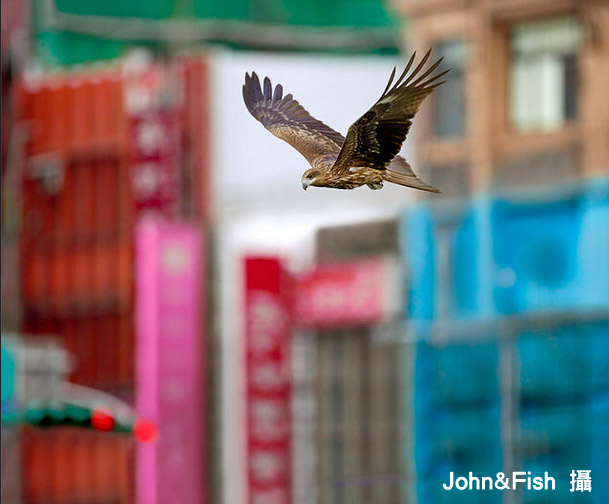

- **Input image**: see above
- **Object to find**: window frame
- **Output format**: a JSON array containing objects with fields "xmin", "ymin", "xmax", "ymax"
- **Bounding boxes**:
[
  {"xmin": 429, "ymin": 37, "xmax": 470, "ymax": 140},
  {"xmin": 494, "ymin": 15, "xmax": 583, "ymax": 158},
  {"xmin": 417, "ymin": 33, "xmax": 473, "ymax": 169},
  {"xmin": 507, "ymin": 16, "xmax": 583, "ymax": 135}
]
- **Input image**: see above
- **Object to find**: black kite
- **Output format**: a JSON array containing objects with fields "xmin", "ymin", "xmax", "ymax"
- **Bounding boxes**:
[{"xmin": 243, "ymin": 50, "xmax": 448, "ymax": 193}]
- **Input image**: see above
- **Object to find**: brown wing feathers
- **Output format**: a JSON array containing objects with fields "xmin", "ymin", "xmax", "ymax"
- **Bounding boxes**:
[
  {"xmin": 334, "ymin": 49, "xmax": 449, "ymax": 172},
  {"xmin": 380, "ymin": 49, "xmax": 447, "ymax": 102},
  {"xmin": 243, "ymin": 51, "xmax": 447, "ymax": 193},
  {"xmin": 243, "ymin": 72, "xmax": 344, "ymax": 164}
]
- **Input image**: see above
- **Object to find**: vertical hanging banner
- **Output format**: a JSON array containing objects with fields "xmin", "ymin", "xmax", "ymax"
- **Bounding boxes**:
[
  {"xmin": 136, "ymin": 219, "xmax": 204, "ymax": 504},
  {"xmin": 244, "ymin": 257, "xmax": 292, "ymax": 504},
  {"xmin": 125, "ymin": 60, "xmax": 182, "ymax": 218},
  {"xmin": 129, "ymin": 108, "xmax": 181, "ymax": 218}
]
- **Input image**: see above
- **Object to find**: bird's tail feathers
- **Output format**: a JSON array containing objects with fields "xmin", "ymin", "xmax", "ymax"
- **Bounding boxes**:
[{"xmin": 382, "ymin": 170, "xmax": 441, "ymax": 194}]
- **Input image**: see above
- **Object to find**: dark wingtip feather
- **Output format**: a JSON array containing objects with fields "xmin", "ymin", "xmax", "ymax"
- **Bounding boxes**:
[
  {"xmin": 422, "ymin": 68, "xmax": 451, "ymax": 89},
  {"xmin": 243, "ymin": 71, "xmax": 265, "ymax": 112},
  {"xmin": 403, "ymin": 49, "xmax": 432, "ymax": 87},
  {"xmin": 252, "ymin": 72, "xmax": 263, "ymax": 102},
  {"xmin": 391, "ymin": 51, "xmax": 417, "ymax": 92},
  {"xmin": 273, "ymin": 83, "xmax": 283, "ymax": 102},
  {"xmin": 380, "ymin": 66, "xmax": 397, "ymax": 99},
  {"xmin": 263, "ymin": 77, "xmax": 272, "ymax": 101},
  {"xmin": 430, "ymin": 80, "xmax": 447, "ymax": 89},
  {"xmin": 409, "ymin": 55, "xmax": 444, "ymax": 87}
]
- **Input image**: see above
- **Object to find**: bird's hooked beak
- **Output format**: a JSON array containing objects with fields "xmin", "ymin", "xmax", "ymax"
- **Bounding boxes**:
[{"xmin": 302, "ymin": 170, "xmax": 322, "ymax": 190}]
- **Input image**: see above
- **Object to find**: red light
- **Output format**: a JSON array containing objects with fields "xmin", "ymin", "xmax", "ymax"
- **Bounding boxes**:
[
  {"xmin": 91, "ymin": 408, "xmax": 115, "ymax": 431},
  {"xmin": 133, "ymin": 418, "xmax": 158, "ymax": 443}
]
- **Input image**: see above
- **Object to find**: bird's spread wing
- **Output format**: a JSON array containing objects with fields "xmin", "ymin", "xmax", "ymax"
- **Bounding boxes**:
[
  {"xmin": 243, "ymin": 72, "xmax": 344, "ymax": 165},
  {"xmin": 332, "ymin": 49, "xmax": 448, "ymax": 175}
]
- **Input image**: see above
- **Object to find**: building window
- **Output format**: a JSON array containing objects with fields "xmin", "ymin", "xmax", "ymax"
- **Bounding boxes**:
[
  {"xmin": 431, "ymin": 39, "xmax": 468, "ymax": 139},
  {"xmin": 510, "ymin": 17, "xmax": 582, "ymax": 133}
]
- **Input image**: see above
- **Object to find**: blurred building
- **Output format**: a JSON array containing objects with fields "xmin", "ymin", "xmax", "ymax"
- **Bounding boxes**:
[
  {"xmin": 390, "ymin": 1, "xmax": 609, "ymax": 504},
  {"xmin": 394, "ymin": 0, "xmax": 609, "ymax": 194},
  {"xmin": 6, "ymin": 55, "xmax": 209, "ymax": 504},
  {"xmin": 312, "ymin": 221, "xmax": 403, "ymax": 504}
]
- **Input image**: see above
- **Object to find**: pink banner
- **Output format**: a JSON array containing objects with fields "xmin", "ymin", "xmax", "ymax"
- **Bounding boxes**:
[
  {"xmin": 244, "ymin": 257, "xmax": 292, "ymax": 504},
  {"xmin": 136, "ymin": 219, "xmax": 204, "ymax": 504}
]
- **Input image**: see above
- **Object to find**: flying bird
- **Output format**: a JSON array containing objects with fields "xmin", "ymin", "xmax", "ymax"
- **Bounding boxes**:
[{"xmin": 243, "ymin": 49, "xmax": 448, "ymax": 193}]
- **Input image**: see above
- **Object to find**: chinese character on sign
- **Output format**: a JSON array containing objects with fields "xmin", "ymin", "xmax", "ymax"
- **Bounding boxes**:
[
  {"xmin": 570, "ymin": 470, "xmax": 592, "ymax": 492},
  {"xmin": 250, "ymin": 450, "xmax": 287, "ymax": 483},
  {"xmin": 250, "ymin": 398, "xmax": 288, "ymax": 442},
  {"xmin": 250, "ymin": 360, "xmax": 284, "ymax": 392},
  {"xmin": 129, "ymin": 109, "xmax": 180, "ymax": 218}
]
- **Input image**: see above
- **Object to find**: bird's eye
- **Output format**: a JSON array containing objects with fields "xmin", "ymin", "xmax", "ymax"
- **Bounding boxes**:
[{"xmin": 307, "ymin": 173, "xmax": 313, "ymax": 179}]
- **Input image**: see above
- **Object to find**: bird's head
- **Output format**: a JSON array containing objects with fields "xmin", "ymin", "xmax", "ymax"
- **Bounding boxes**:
[{"xmin": 301, "ymin": 169, "xmax": 323, "ymax": 190}]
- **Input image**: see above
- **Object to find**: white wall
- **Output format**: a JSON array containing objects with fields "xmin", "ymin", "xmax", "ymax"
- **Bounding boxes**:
[{"xmin": 208, "ymin": 49, "xmax": 421, "ymax": 504}]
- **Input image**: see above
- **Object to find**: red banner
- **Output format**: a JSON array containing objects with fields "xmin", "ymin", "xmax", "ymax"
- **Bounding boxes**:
[
  {"xmin": 293, "ymin": 257, "xmax": 398, "ymax": 329},
  {"xmin": 244, "ymin": 257, "xmax": 292, "ymax": 504},
  {"xmin": 129, "ymin": 107, "xmax": 181, "ymax": 218}
]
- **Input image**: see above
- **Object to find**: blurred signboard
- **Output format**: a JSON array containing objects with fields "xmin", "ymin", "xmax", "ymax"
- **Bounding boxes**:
[
  {"xmin": 125, "ymin": 59, "xmax": 182, "ymax": 219},
  {"xmin": 1, "ymin": 335, "xmax": 19, "ymax": 424},
  {"xmin": 1, "ymin": 335, "xmax": 72, "ymax": 425},
  {"xmin": 129, "ymin": 108, "xmax": 181, "ymax": 218},
  {"xmin": 245, "ymin": 257, "xmax": 292, "ymax": 504},
  {"xmin": 293, "ymin": 257, "xmax": 399, "ymax": 329},
  {"xmin": 136, "ymin": 220, "xmax": 204, "ymax": 504}
]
